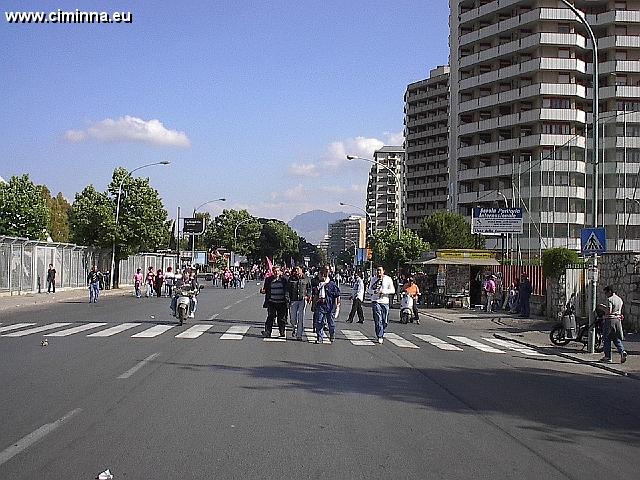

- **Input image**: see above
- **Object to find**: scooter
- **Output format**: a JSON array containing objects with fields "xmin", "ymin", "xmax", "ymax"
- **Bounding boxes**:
[
  {"xmin": 174, "ymin": 286, "xmax": 199, "ymax": 325},
  {"xmin": 400, "ymin": 292, "xmax": 414, "ymax": 324},
  {"xmin": 549, "ymin": 305, "xmax": 604, "ymax": 352}
]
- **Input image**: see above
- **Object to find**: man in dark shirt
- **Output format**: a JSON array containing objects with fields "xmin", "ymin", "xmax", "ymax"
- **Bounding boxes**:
[
  {"xmin": 261, "ymin": 265, "xmax": 290, "ymax": 338},
  {"xmin": 87, "ymin": 265, "xmax": 102, "ymax": 303},
  {"xmin": 46, "ymin": 264, "xmax": 56, "ymax": 293}
]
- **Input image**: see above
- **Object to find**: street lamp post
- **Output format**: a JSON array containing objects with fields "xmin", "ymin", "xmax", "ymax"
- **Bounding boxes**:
[
  {"xmin": 496, "ymin": 191, "xmax": 509, "ymax": 264},
  {"xmin": 342, "ymin": 237, "xmax": 358, "ymax": 268},
  {"xmin": 559, "ymin": 0, "xmax": 599, "ymax": 353},
  {"xmin": 347, "ymin": 154, "xmax": 403, "ymax": 276},
  {"xmin": 110, "ymin": 160, "xmax": 170, "ymax": 288},
  {"xmin": 234, "ymin": 218, "xmax": 252, "ymax": 251},
  {"xmin": 192, "ymin": 198, "xmax": 226, "ymax": 266}
]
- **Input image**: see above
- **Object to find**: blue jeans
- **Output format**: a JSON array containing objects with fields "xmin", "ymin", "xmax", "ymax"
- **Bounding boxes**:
[
  {"xmin": 372, "ymin": 302, "xmax": 389, "ymax": 339},
  {"xmin": 89, "ymin": 282, "xmax": 100, "ymax": 303},
  {"xmin": 290, "ymin": 300, "xmax": 306, "ymax": 338},
  {"xmin": 315, "ymin": 308, "xmax": 335, "ymax": 341},
  {"xmin": 603, "ymin": 319, "xmax": 625, "ymax": 358}
]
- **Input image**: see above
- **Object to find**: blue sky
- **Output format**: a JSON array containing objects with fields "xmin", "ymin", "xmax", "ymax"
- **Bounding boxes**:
[{"xmin": 1, "ymin": 0, "xmax": 449, "ymax": 222}]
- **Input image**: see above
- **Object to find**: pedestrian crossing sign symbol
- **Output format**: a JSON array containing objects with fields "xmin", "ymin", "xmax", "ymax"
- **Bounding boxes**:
[{"xmin": 580, "ymin": 228, "xmax": 606, "ymax": 254}]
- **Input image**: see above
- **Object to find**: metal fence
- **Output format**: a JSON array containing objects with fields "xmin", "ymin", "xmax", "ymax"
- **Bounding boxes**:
[{"xmin": 0, "ymin": 236, "xmax": 105, "ymax": 295}]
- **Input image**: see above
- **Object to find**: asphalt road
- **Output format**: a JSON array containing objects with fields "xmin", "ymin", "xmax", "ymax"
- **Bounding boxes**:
[{"xmin": 0, "ymin": 284, "xmax": 639, "ymax": 479}]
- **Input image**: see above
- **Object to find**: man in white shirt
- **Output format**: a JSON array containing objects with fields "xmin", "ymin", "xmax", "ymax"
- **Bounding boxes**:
[
  {"xmin": 367, "ymin": 266, "xmax": 396, "ymax": 343},
  {"xmin": 347, "ymin": 271, "xmax": 365, "ymax": 323},
  {"xmin": 600, "ymin": 285, "xmax": 628, "ymax": 364}
]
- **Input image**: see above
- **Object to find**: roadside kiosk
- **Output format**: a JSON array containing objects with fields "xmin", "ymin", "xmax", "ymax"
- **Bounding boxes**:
[{"xmin": 410, "ymin": 249, "xmax": 499, "ymax": 308}]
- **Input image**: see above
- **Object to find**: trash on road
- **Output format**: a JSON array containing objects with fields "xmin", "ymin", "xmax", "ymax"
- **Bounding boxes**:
[
  {"xmin": 96, "ymin": 468, "xmax": 113, "ymax": 479},
  {"xmin": 149, "ymin": 315, "xmax": 155, "ymax": 319},
  {"xmin": 41, "ymin": 339, "xmax": 48, "ymax": 347}
]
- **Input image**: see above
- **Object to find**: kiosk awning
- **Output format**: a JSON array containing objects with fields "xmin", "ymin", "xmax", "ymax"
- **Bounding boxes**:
[{"xmin": 417, "ymin": 257, "xmax": 499, "ymax": 266}]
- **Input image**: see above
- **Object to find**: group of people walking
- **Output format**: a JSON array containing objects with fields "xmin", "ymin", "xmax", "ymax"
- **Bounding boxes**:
[
  {"xmin": 482, "ymin": 272, "xmax": 532, "ymax": 317},
  {"xmin": 132, "ymin": 266, "xmax": 176, "ymax": 298}
]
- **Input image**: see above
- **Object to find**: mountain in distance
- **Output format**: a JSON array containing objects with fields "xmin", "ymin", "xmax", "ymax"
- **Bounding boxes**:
[{"xmin": 288, "ymin": 210, "xmax": 350, "ymax": 245}]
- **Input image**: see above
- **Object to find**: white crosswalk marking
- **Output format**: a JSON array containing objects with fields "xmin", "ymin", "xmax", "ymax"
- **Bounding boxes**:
[
  {"xmin": 384, "ymin": 333, "xmax": 419, "ymax": 349},
  {"xmin": 220, "ymin": 325, "xmax": 250, "ymax": 340},
  {"xmin": 263, "ymin": 329, "xmax": 286, "ymax": 342},
  {"xmin": 482, "ymin": 338, "xmax": 546, "ymax": 356},
  {"xmin": 341, "ymin": 329, "xmax": 375, "ymax": 346},
  {"xmin": 304, "ymin": 328, "xmax": 332, "ymax": 344},
  {"xmin": 44, "ymin": 323, "xmax": 107, "ymax": 337},
  {"xmin": 131, "ymin": 325, "xmax": 175, "ymax": 338},
  {"xmin": 448, "ymin": 336, "xmax": 505, "ymax": 353},
  {"xmin": 412, "ymin": 334, "xmax": 463, "ymax": 351},
  {"xmin": 2, "ymin": 323, "xmax": 72, "ymax": 337},
  {"xmin": 0, "ymin": 323, "xmax": 36, "ymax": 333},
  {"xmin": 176, "ymin": 324, "xmax": 213, "ymax": 339},
  {"xmin": 87, "ymin": 323, "xmax": 141, "ymax": 337}
]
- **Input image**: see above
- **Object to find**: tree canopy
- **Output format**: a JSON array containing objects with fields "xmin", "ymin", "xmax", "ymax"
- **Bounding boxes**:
[
  {"xmin": 419, "ymin": 211, "xmax": 482, "ymax": 250},
  {"xmin": 369, "ymin": 224, "xmax": 429, "ymax": 273},
  {"xmin": 0, "ymin": 174, "xmax": 50, "ymax": 240}
]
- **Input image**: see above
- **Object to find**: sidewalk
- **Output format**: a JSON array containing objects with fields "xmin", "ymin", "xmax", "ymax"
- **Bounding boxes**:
[
  {"xmin": 0, "ymin": 287, "xmax": 129, "ymax": 312},
  {"xmin": 420, "ymin": 307, "xmax": 640, "ymax": 379}
]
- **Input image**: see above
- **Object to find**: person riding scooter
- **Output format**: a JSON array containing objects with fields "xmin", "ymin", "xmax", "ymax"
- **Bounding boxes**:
[{"xmin": 170, "ymin": 269, "xmax": 200, "ymax": 318}]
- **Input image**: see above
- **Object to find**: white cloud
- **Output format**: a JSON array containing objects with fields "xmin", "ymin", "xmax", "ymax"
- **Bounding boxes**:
[
  {"xmin": 288, "ymin": 163, "xmax": 319, "ymax": 177},
  {"xmin": 64, "ymin": 116, "xmax": 191, "ymax": 148},
  {"xmin": 323, "ymin": 136, "xmax": 385, "ymax": 168},
  {"xmin": 383, "ymin": 131, "xmax": 405, "ymax": 146}
]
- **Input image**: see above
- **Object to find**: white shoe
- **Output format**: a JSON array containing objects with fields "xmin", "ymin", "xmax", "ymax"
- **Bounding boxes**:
[
  {"xmin": 378, "ymin": 337, "xmax": 384, "ymax": 344},
  {"xmin": 189, "ymin": 313, "xmax": 194, "ymax": 318}
]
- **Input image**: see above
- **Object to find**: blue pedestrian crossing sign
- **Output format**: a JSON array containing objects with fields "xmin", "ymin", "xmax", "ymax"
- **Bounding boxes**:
[{"xmin": 581, "ymin": 228, "xmax": 606, "ymax": 254}]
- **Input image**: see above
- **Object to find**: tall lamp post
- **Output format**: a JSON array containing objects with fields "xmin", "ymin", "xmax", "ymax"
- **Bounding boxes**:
[
  {"xmin": 192, "ymin": 198, "xmax": 226, "ymax": 265},
  {"xmin": 342, "ymin": 237, "xmax": 358, "ymax": 268},
  {"xmin": 234, "ymin": 218, "xmax": 253, "ymax": 251},
  {"xmin": 559, "ymin": 0, "xmax": 599, "ymax": 353},
  {"xmin": 346, "ymin": 154, "xmax": 403, "ymax": 276},
  {"xmin": 110, "ymin": 160, "xmax": 170, "ymax": 288}
]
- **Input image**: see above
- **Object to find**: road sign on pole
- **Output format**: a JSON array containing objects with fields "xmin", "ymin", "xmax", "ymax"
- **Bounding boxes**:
[
  {"xmin": 183, "ymin": 218, "xmax": 205, "ymax": 235},
  {"xmin": 471, "ymin": 207, "xmax": 523, "ymax": 234},
  {"xmin": 580, "ymin": 228, "xmax": 606, "ymax": 254}
]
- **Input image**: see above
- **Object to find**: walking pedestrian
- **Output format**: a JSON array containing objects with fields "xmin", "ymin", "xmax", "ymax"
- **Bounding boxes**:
[
  {"xmin": 518, "ymin": 273, "xmax": 532, "ymax": 318},
  {"xmin": 145, "ymin": 267, "xmax": 155, "ymax": 298},
  {"xmin": 600, "ymin": 286, "xmax": 628, "ymax": 364},
  {"xmin": 483, "ymin": 275, "xmax": 496, "ymax": 312},
  {"xmin": 155, "ymin": 268, "xmax": 164, "ymax": 298},
  {"xmin": 314, "ymin": 266, "xmax": 340, "ymax": 344},
  {"xmin": 288, "ymin": 266, "xmax": 311, "ymax": 340},
  {"xmin": 346, "ymin": 271, "xmax": 365, "ymax": 324},
  {"xmin": 46, "ymin": 263, "xmax": 56, "ymax": 293},
  {"xmin": 260, "ymin": 265, "xmax": 290, "ymax": 338},
  {"xmin": 133, "ymin": 268, "xmax": 143, "ymax": 298},
  {"xmin": 87, "ymin": 265, "xmax": 102, "ymax": 303},
  {"xmin": 367, "ymin": 266, "xmax": 395, "ymax": 344},
  {"xmin": 164, "ymin": 266, "xmax": 175, "ymax": 297}
]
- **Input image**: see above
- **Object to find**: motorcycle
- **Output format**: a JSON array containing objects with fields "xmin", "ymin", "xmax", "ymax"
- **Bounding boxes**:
[
  {"xmin": 174, "ymin": 285, "xmax": 200, "ymax": 325},
  {"xmin": 399, "ymin": 292, "xmax": 414, "ymax": 324},
  {"xmin": 549, "ymin": 304, "xmax": 604, "ymax": 352}
]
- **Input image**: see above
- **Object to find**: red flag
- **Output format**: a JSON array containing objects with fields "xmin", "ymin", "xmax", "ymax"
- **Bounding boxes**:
[{"xmin": 265, "ymin": 257, "xmax": 273, "ymax": 278}]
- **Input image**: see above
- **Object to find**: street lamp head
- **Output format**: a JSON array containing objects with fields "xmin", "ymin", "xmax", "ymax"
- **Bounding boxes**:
[
  {"xmin": 339, "ymin": 202, "xmax": 346, "ymax": 206},
  {"xmin": 218, "ymin": 198, "xmax": 227, "ymax": 202},
  {"xmin": 160, "ymin": 160, "xmax": 171, "ymax": 165},
  {"xmin": 346, "ymin": 155, "xmax": 356, "ymax": 160}
]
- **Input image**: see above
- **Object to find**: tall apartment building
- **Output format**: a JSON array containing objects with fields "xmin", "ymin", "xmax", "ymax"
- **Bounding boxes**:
[
  {"xmin": 404, "ymin": 66, "xmax": 451, "ymax": 231},
  {"xmin": 366, "ymin": 146, "xmax": 405, "ymax": 232},
  {"xmin": 450, "ymin": 0, "xmax": 640, "ymax": 253},
  {"xmin": 326, "ymin": 216, "xmax": 367, "ymax": 261}
]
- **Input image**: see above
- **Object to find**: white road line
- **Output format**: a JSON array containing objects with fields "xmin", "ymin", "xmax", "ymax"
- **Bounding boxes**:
[
  {"xmin": 341, "ymin": 329, "xmax": 375, "ymax": 346},
  {"xmin": 0, "ymin": 408, "xmax": 82, "ymax": 466},
  {"xmin": 208, "ymin": 313, "xmax": 220, "ymax": 321},
  {"xmin": 0, "ymin": 323, "xmax": 35, "ymax": 333},
  {"xmin": 117, "ymin": 353, "xmax": 160, "ymax": 379},
  {"xmin": 263, "ymin": 329, "xmax": 286, "ymax": 342},
  {"xmin": 234, "ymin": 300, "xmax": 243, "ymax": 305},
  {"xmin": 2, "ymin": 323, "xmax": 72, "ymax": 337},
  {"xmin": 131, "ymin": 325, "xmax": 175, "ymax": 338},
  {"xmin": 384, "ymin": 333, "xmax": 420, "ymax": 349},
  {"xmin": 304, "ymin": 328, "xmax": 331, "ymax": 344},
  {"xmin": 87, "ymin": 323, "xmax": 141, "ymax": 337},
  {"xmin": 175, "ymin": 324, "xmax": 213, "ymax": 338},
  {"xmin": 482, "ymin": 337, "xmax": 546, "ymax": 356},
  {"xmin": 45, "ymin": 323, "xmax": 107, "ymax": 337},
  {"xmin": 223, "ymin": 305, "xmax": 232, "ymax": 310},
  {"xmin": 448, "ymin": 336, "xmax": 505, "ymax": 353},
  {"xmin": 412, "ymin": 334, "xmax": 463, "ymax": 351},
  {"xmin": 220, "ymin": 325, "xmax": 250, "ymax": 340}
]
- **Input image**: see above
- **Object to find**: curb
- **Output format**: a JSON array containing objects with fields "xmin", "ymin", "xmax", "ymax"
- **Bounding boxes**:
[
  {"xmin": 418, "ymin": 311, "xmax": 455, "ymax": 323},
  {"xmin": 493, "ymin": 333, "xmax": 638, "ymax": 380}
]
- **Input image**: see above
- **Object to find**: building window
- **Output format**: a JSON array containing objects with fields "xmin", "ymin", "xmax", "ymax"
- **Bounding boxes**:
[
  {"xmin": 542, "ymin": 123, "xmax": 571, "ymax": 135},
  {"xmin": 558, "ymin": 72, "xmax": 571, "ymax": 83},
  {"xmin": 543, "ymin": 97, "xmax": 571, "ymax": 109},
  {"xmin": 558, "ymin": 23, "xmax": 571, "ymax": 34},
  {"xmin": 558, "ymin": 48, "xmax": 571, "ymax": 59}
]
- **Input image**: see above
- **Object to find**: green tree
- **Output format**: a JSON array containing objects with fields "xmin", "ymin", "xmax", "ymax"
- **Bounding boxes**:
[
  {"xmin": 203, "ymin": 209, "xmax": 262, "ymax": 258},
  {"xmin": 298, "ymin": 237, "xmax": 323, "ymax": 267},
  {"xmin": 542, "ymin": 247, "xmax": 581, "ymax": 279},
  {"xmin": 39, "ymin": 186, "xmax": 71, "ymax": 242},
  {"xmin": 0, "ymin": 174, "xmax": 50, "ymax": 240},
  {"xmin": 256, "ymin": 220, "xmax": 299, "ymax": 264},
  {"xmin": 369, "ymin": 225, "xmax": 429, "ymax": 273},
  {"xmin": 68, "ymin": 185, "xmax": 114, "ymax": 248},
  {"xmin": 419, "ymin": 211, "xmax": 482, "ymax": 250}
]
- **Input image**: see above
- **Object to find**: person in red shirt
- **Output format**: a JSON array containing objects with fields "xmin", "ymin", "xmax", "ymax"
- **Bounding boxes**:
[{"xmin": 403, "ymin": 277, "xmax": 421, "ymax": 324}]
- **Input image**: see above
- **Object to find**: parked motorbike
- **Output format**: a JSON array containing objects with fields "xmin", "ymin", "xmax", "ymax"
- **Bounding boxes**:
[
  {"xmin": 549, "ymin": 303, "xmax": 604, "ymax": 352},
  {"xmin": 399, "ymin": 292, "xmax": 414, "ymax": 324},
  {"xmin": 174, "ymin": 285, "xmax": 200, "ymax": 325}
]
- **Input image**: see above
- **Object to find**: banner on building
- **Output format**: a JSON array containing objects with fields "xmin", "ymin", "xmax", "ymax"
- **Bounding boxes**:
[{"xmin": 471, "ymin": 207, "xmax": 523, "ymax": 235}]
